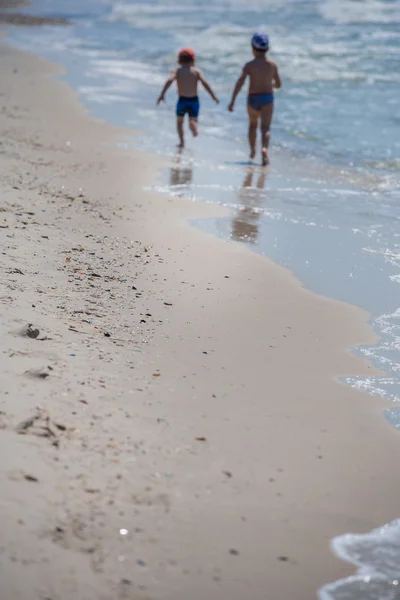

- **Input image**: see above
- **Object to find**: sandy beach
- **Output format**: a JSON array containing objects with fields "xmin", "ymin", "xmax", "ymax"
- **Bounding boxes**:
[{"xmin": 0, "ymin": 43, "xmax": 399, "ymax": 600}]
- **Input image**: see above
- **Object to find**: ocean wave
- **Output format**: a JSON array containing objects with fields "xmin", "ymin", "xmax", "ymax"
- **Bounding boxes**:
[
  {"xmin": 108, "ymin": 0, "xmax": 313, "ymax": 21},
  {"xmin": 319, "ymin": 520, "xmax": 400, "ymax": 600},
  {"xmin": 90, "ymin": 58, "xmax": 165, "ymax": 86},
  {"xmin": 78, "ymin": 85, "xmax": 130, "ymax": 104},
  {"xmin": 346, "ymin": 307, "xmax": 400, "ymax": 404},
  {"xmin": 107, "ymin": 0, "xmax": 245, "ymax": 30},
  {"xmin": 362, "ymin": 248, "xmax": 400, "ymax": 266},
  {"xmin": 364, "ymin": 159, "xmax": 400, "ymax": 172},
  {"xmin": 320, "ymin": 0, "xmax": 400, "ymax": 25}
]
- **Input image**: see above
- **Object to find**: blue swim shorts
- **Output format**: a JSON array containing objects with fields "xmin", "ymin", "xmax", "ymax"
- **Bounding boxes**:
[
  {"xmin": 176, "ymin": 96, "xmax": 200, "ymax": 119},
  {"xmin": 247, "ymin": 93, "xmax": 274, "ymax": 111}
]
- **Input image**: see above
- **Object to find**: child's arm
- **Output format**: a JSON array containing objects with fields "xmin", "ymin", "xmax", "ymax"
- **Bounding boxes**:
[
  {"xmin": 273, "ymin": 63, "xmax": 282, "ymax": 89},
  {"xmin": 198, "ymin": 71, "xmax": 219, "ymax": 104},
  {"xmin": 157, "ymin": 71, "xmax": 177, "ymax": 104},
  {"xmin": 228, "ymin": 65, "xmax": 249, "ymax": 111}
]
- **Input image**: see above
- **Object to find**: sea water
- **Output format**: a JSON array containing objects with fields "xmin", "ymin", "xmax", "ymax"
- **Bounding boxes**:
[{"xmin": 4, "ymin": 0, "xmax": 400, "ymax": 597}]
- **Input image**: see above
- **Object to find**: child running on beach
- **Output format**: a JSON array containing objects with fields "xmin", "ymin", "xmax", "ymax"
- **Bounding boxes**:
[
  {"xmin": 157, "ymin": 48, "xmax": 219, "ymax": 148},
  {"xmin": 228, "ymin": 33, "xmax": 281, "ymax": 166}
]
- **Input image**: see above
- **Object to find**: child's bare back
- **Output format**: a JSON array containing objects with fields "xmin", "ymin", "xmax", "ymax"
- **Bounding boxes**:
[
  {"xmin": 175, "ymin": 65, "xmax": 202, "ymax": 97},
  {"xmin": 244, "ymin": 56, "xmax": 278, "ymax": 95},
  {"xmin": 157, "ymin": 48, "xmax": 219, "ymax": 148}
]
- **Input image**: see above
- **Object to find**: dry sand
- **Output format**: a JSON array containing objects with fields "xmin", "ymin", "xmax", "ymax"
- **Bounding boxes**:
[{"xmin": 0, "ymin": 44, "xmax": 399, "ymax": 600}]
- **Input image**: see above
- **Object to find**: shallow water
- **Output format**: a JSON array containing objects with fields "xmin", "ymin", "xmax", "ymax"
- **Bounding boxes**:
[
  {"xmin": 5, "ymin": 0, "xmax": 400, "ymax": 596},
  {"xmin": 319, "ymin": 520, "xmax": 400, "ymax": 600}
]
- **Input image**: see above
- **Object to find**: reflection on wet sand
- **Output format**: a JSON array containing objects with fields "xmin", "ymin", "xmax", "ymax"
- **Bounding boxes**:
[
  {"xmin": 231, "ymin": 167, "xmax": 266, "ymax": 244},
  {"xmin": 170, "ymin": 150, "xmax": 193, "ymax": 188}
]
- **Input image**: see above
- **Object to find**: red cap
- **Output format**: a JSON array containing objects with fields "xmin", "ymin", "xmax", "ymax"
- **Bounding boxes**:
[{"xmin": 178, "ymin": 47, "xmax": 196, "ymax": 61}]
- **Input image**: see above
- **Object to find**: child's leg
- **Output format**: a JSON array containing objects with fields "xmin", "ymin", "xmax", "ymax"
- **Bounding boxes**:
[
  {"xmin": 247, "ymin": 106, "xmax": 259, "ymax": 159},
  {"xmin": 189, "ymin": 117, "xmax": 198, "ymax": 138},
  {"xmin": 176, "ymin": 116, "xmax": 185, "ymax": 148},
  {"xmin": 260, "ymin": 103, "xmax": 274, "ymax": 166}
]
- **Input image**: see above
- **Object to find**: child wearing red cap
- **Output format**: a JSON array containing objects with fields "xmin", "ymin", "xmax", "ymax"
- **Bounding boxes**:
[
  {"xmin": 157, "ymin": 48, "xmax": 219, "ymax": 148},
  {"xmin": 228, "ymin": 33, "xmax": 281, "ymax": 166}
]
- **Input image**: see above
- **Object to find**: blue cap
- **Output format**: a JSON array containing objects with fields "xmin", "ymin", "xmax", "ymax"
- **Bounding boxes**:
[{"xmin": 252, "ymin": 32, "xmax": 269, "ymax": 51}]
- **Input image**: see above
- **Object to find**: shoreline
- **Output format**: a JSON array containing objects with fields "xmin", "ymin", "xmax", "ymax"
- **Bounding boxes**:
[
  {"xmin": 0, "ymin": 0, "xmax": 69, "ymax": 25},
  {"xmin": 1, "ymin": 42, "xmax": 399, "ymax": 600}
]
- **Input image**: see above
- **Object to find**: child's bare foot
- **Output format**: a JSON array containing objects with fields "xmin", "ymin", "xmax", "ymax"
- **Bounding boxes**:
[
  {"xmin": 189, "ymin": 119, "xmax": 198, "ymax": 137},
  {"xmin": 249, "ymin": 147, "xmax": 256, "ymax": 160},
  {"xmin": 177, "ymin": 142, "xmax": 184, "ymax": 148},
  {"xmin": 261, "ymin": 147, "xmax": 269, "ymax": 166}
]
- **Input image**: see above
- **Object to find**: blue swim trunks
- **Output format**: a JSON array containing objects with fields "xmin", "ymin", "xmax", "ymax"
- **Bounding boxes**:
[
  {"xmin": 176, "ymin": 96, "xmax": 200, "ymax": 119},
  {"xmin": 247, "ymin": 93, "xmax": 274, "ymax": 111}
]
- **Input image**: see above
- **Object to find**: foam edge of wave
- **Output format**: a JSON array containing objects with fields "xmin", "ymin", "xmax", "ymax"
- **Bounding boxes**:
[{"xmin": 319, "ymin": 519, "xmax": 400, "ymax": 600}]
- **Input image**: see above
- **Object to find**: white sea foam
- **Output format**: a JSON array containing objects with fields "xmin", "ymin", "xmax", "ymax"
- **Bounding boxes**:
[
  {"xmin": 90, "ymin": 59, "xmax": 165, "ymax": 86},
  {"xmin": 362, "ymin": 248, "xmax": 400, "ymax": 266},
  {"xmin": 345, "ymin": 307, "xmax": 400, "ymax": 403},
  {"xmin": 319, "ymin": 520, "xmax": 400, "ymax": 600},
  {"xmin": 78, "ymin": 85, "xmax": 130, "ymax": 104}
]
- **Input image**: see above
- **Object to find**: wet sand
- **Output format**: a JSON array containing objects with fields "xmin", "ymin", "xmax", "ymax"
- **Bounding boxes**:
[
  {"xmin": 0, "ymin": 0, "xmax": 69, "ymax": 25},
  {"xmin": 0, "ymin": 13, "xmax": 69, "ymax": 25},
  {"xmin": 0, "ymin": 0, "xmax": 29, "ymax": 8},
  {"xmin": 1, "ymin": 44, "xmax": 400, "ymax": 600}
]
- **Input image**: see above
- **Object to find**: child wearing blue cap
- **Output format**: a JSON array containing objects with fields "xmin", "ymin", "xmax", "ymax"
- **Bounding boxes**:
[{"xmin": 228, "ymin": 33, "xmax": 281, "ymax": 165}]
